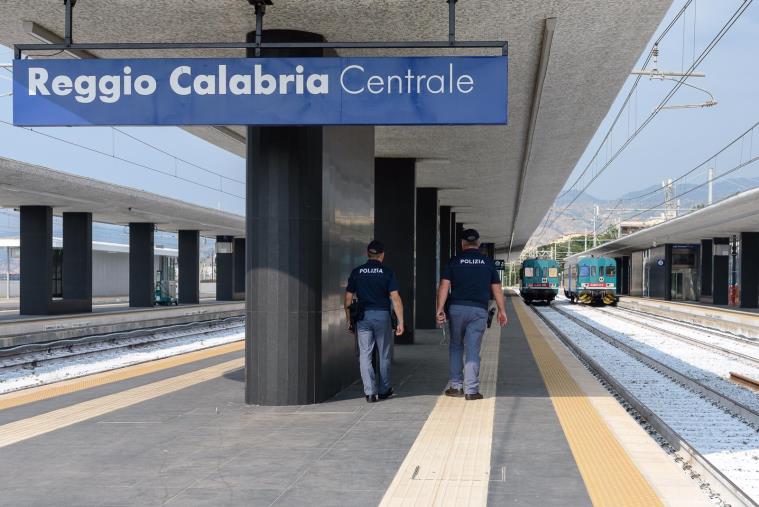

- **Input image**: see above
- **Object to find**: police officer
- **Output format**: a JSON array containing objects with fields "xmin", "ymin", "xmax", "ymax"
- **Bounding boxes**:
[
  {"xmin": 345, "ymin": 240, "xmax": 405, "ymax": 403},
  {"xmin": 436, "ymin": 229, "xmax": 507, "ymax": 400}
]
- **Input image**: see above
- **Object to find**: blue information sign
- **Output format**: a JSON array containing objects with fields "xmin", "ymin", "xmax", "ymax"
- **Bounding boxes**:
[{"xmin": 13, "ymin": 56, "xmax": 507, "ymax": 126}]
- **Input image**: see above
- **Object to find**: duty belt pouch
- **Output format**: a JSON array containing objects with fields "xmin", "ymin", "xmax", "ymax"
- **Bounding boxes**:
[{"xmin": 348, "ymin": 300, "xmax": 365, "ymax": 330}]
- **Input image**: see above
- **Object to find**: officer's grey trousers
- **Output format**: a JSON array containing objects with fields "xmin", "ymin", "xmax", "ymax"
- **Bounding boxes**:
[
  {"xmin": 356, "ymin": 310, "xmax": 393, "ymax": 396},
  {"xmin": 448, "ymin": 304, "xmax": 488, "ymax": 394}
]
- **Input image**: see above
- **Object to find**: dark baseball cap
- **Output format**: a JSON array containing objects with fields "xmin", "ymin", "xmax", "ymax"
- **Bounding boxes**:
[
  {"xmin": 462, "ymin": 229, "xmax": 480, "ymax": 242},
  {"xmin": 367, "ymin": 240, "xmax": 385, "ymax": 254}
]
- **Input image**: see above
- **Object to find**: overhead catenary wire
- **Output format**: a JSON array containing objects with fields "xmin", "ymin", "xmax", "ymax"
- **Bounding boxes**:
[
  {"xmin": 599, "ymin": 122, "xmax": 759, "ymax": 233},
  {"xmin": 0, "ymin": 119, "xmax": 245, "ymax": 201},
  {"xmin": 535, "ymin": 0, "xmax": 753, "ymax": 246}
]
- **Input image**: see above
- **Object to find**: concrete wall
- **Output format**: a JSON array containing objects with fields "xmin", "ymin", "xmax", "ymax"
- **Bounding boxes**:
[{"xmin": 93, "ymin": 251, "xmax": 129, "ymax": 297}]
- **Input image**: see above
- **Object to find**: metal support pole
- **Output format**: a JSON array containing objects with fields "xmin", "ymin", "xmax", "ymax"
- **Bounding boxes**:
[
  {"xmin": 254, "ymin": 4, "xmax": 265, "ymax": 57},
  {"xmin": 64, "ymin": 0, "xmax": 75, "ymax": 46},
  {"xmin": 447, "ymin": 0, "xmax": 457, "ymax": 45}
]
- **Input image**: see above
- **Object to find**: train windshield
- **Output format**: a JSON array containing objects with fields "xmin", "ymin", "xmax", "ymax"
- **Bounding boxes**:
[
  {"xmin": 606, "ymin": 265, "xmax": 616, "ymax": 276},
  {"xmin": 579, "ymin": 266, "xmax": 590, "ymax": 277},
  {"xmin": 591, "ymin": 266, "xmax": 597, "ymax": 277},
  {"xmin": 524, "ymin": 267, "xmax": 534, "ymax": 277}
]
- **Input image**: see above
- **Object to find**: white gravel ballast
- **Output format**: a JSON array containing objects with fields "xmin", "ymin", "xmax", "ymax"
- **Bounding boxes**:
[
  {"xmin": 536, "ymin": 306, "xmax": 759, "ymax": 502},
  {"xmin": 560, "ymin": 303, "xmax": 759, "ymax": 415}
]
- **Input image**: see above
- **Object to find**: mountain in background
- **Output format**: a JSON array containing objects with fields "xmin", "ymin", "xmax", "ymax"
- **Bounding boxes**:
[{"xmin": 537, "ymin": 176, "xmax": 759, "ymax": 245}]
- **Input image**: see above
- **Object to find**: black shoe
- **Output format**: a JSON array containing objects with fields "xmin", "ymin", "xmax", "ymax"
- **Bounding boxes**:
[
  {"xmin": 445, "ymin": 387, "xmax": 464, "ymax": 397},
  {"xmin": 378, "ymin": 388, "xmax": 394, "ymax": 400},
  {"xmin": 366, "ymin": 395, "xmax": 378, "ymax": 403},
  {"xmin": 465, "ymin": 393, "xmax": 483, "ymax": 401}
]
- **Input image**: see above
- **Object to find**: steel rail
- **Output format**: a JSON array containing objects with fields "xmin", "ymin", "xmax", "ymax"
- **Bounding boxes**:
[
  {"xmin": 592, "ymin": 306, "xmax": 759, "ymax": 367},
  {"xmin": 0, "ymin": 316, "xmax": 244, "ymax": 359},
  {"xmin": 531, "ymin": 305, "xmax": 757, "ymax": 507},
  {"xmin": 15, "ymin": 40, "xmax": 509, "ymax": 59}
]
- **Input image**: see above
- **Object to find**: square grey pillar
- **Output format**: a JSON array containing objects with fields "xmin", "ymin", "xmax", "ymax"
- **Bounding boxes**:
[
  {"xmin": 740, "ymin": 232, "xmax": 759, "ymax": 308},
  {"xmin": 713, "ymin": 237, "xmax": 729, "ymax": 305},
  {"xmin": 233, "ymin": 237, "xmax": 245, "ymax": 298},
  {"xmin": 440, "ymin": 206, "xmax": 452, "ymax": 270},
  {"xmin": 129, "ymin": 223, "xmax": 154, "ymax": 308},
  {"xmin": 62, "ymin": 212, "xmax": 92, "ymax": 312},
  {"xmin": 449, "ymin": 211, "xmax": 457, "ymax": 258},
  {"xmin": 178, "ymin": 230, "xmax": 199, "ymax": 304},
  {"xmin": 700, "ymin": 239, "xmax": 713, "ymax": 300},
  {"xmin": 416, "ymin": 188, "xmax": 438, "ymax": 329},
  {"xmin": 20, "ymin": 206, "xmax": 52, "ymax": 315},
  {"xmin": 455, "ymin": 222, "xmax": 464, "ymax": 255},
  {"xmin": 245, "ymin": 29, "xmax": 374, "ymax": 406},
  {"xmin": 375, "ymin": 158, "xmax": 416, "ymax": 344},
  {"xmin": 215, "ymin": 235, "xmax": 235, "ymax": 301}
]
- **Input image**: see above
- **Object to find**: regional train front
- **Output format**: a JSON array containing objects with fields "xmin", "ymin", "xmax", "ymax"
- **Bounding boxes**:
[{"xmin": 563, "ymin": 256, "xmax": 618, "ymax": 305}]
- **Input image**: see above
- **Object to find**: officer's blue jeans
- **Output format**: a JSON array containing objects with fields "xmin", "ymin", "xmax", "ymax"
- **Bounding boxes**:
[
  {"xmin": 356, "ymin": 310, "xmax": 393, "ymax": 396},
  {"xmin": 448, "ymin": 304, "xmax": 488, "ymax": 394}
]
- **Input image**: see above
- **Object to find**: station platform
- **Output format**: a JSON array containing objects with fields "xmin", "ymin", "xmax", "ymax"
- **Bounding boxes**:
[
  {"xmin": 619, "ymin": 295, "xmax": 759, "ymax": 337},
  {"xmin": 0, "ymin": 296, "xmax": 708, "ymax": 506},
  {"xmin": 0, "ymin": 299, "xmax": 245, "ymax": 349}
]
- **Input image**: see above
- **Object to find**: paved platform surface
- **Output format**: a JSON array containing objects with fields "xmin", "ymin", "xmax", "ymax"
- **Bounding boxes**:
[{"xmin": 0, "ymin": 297, "xmax": 707, "ymax": 506}]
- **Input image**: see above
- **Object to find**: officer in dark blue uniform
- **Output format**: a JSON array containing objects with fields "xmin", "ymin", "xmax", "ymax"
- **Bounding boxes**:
[
  {"xmin": 436, "ymin": 229, "xmax": 507, "ymax": 400},
  {"xmin": 345, "ymin": 240, "xmax": 405, "ymax": 403}
]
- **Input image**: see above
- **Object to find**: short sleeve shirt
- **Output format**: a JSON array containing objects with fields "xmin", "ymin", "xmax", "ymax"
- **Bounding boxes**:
[
  {"xmin": 441, "ymin": 249, "xmax": 501, "ymax": 309},
  {"xmin": 346, "ymin": 259, "xmax": 399, "ymax": 310}
]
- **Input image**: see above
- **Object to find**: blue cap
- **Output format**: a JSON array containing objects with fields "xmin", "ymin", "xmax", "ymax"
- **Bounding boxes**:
[
  {"xmin": 367, "ymin": 240, "xmax": 385, "ymax": 254},
  {"xmin": 462, "ymin": 229, "xmax": 480, "ymax": 242}
]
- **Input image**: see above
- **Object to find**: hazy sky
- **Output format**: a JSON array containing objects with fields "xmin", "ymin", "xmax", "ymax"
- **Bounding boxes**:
[
  {"xmin": 565, "ymin": 0, "xmax": 759, "ymax": 200},
  {"xmin": 0, "ymin": 45, "xmax": 246, "ymax": 215}
]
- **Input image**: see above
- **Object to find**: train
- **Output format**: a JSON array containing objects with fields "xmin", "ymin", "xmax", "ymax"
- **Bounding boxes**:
[
  {"xmin": 519, "ymin": 258, "xmax": 559, "ymax": 304},
  {"xmin": 563, "ymin": 256, "xmax": 618, "ymax": 305}
]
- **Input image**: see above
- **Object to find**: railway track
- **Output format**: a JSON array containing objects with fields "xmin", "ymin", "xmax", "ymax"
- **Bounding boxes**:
[
  {"xmin": 532, "ymin": 304, "xmax": 759, "ymax": 506},
  {"xmin": 598, "ymin": 305, "xmax": 759, "ymax": 363},
  {"xmin": 0, "ymin": 317, "xmax": 245, "ymax": 393}
]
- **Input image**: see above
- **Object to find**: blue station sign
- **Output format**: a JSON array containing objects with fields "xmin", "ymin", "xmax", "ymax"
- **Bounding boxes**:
[{"xmin": 13, "ymin": 56, "xmax": 507, "ymax": 126}]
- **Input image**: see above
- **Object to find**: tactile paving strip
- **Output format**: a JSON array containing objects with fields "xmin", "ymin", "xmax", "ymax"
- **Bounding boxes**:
[
  {"xmin": 513, "ymin": 301, "xmax": 663, "ymax": 507},
  {"xmin": 379, "ymin": 323, "xmax": 500, "ymax": 507}
]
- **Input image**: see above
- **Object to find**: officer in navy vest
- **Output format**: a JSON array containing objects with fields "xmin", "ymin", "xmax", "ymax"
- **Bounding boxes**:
[
  {"xmin": 345, "ymin": 240, "xmax": 405, "ymax": 403},
  {"xmin": 436, "ymin": 229, "xmax": 507, "ymax": 400}
]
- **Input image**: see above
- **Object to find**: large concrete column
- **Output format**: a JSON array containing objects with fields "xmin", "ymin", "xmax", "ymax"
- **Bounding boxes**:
[
  {"xmin": 664, "ymin": 244, "xmax": 673, "ymax": 301},
  {"xmin": 449, "ymin": 212, "xmax": 457, "ymax": 258},
  {"xmin": 700, "ymin": 239, "xmax": 713, "ymax": 300},
  {"xmin": 129, "ymin": 223, "xmax": 154, "ymax": 308},
  {"xmin": 440, "ymin": 206, "xmax": 452, "ymax": 271},
  {"xmin": 178, "ymin": 230, "xmax": 199, "ymax": 304},
  {"xmin": 215, "ymin": 235, "xmax": 234, "ymax": 301},
  {"xmin": 375, "ymin": 158, "xmax": 416, "ymax": 344},
  {"xmin": 233, "ymin": 237, "xmax": 245, "ymax": 298},
  {"xmin": 713, "ymin": 237, "xmax": 729, "ymax": 305},
  {"xmin": 740, "ymin": 232, "xmax": 759, "ymax": 308},
  {"xmin": 455, "ymin": 222, "xmax": 464, "ymax": 255},
  {"xmin": 416, "ymin": 188, "xmax": 438, "ymax": 329},
  {"xmin": 245, "ymin": 30, "xmax": 374, "ymax": 405},
  {"xmin": 62, "ymin": 212, "xmax": 92, "ymax": 312},
  {"xmin": 20, "ymin": 206, "xmax": 52, "ymax": 315}
]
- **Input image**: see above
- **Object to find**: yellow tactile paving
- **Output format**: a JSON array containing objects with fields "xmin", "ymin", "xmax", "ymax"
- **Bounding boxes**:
[
  {"xmin": 0, "ymin": 340, "xmax": 244, "ymax": 411},
  {"xmin": 512, "ymin": 301, "xmax": 663, "ymax": 507},
  {"xmin": 0, "ymin": 356, "xmax": 243, "ymax": 448},
  {"xmin": 379, "ymin": 324, "xmax": 501, "ymax": 507}
]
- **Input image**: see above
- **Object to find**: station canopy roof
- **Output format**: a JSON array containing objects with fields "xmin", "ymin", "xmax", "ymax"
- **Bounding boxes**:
[
  {"xmin": 0, "ymin": 157, "xmax": 245, "ymax": 237},
  {"xmin": 567, "ymin": 187, "xmax": 759, "ymax": 260},
  {"xmin": 0, "ymin": 0, "xmax": 672, "ymax": 254}
]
